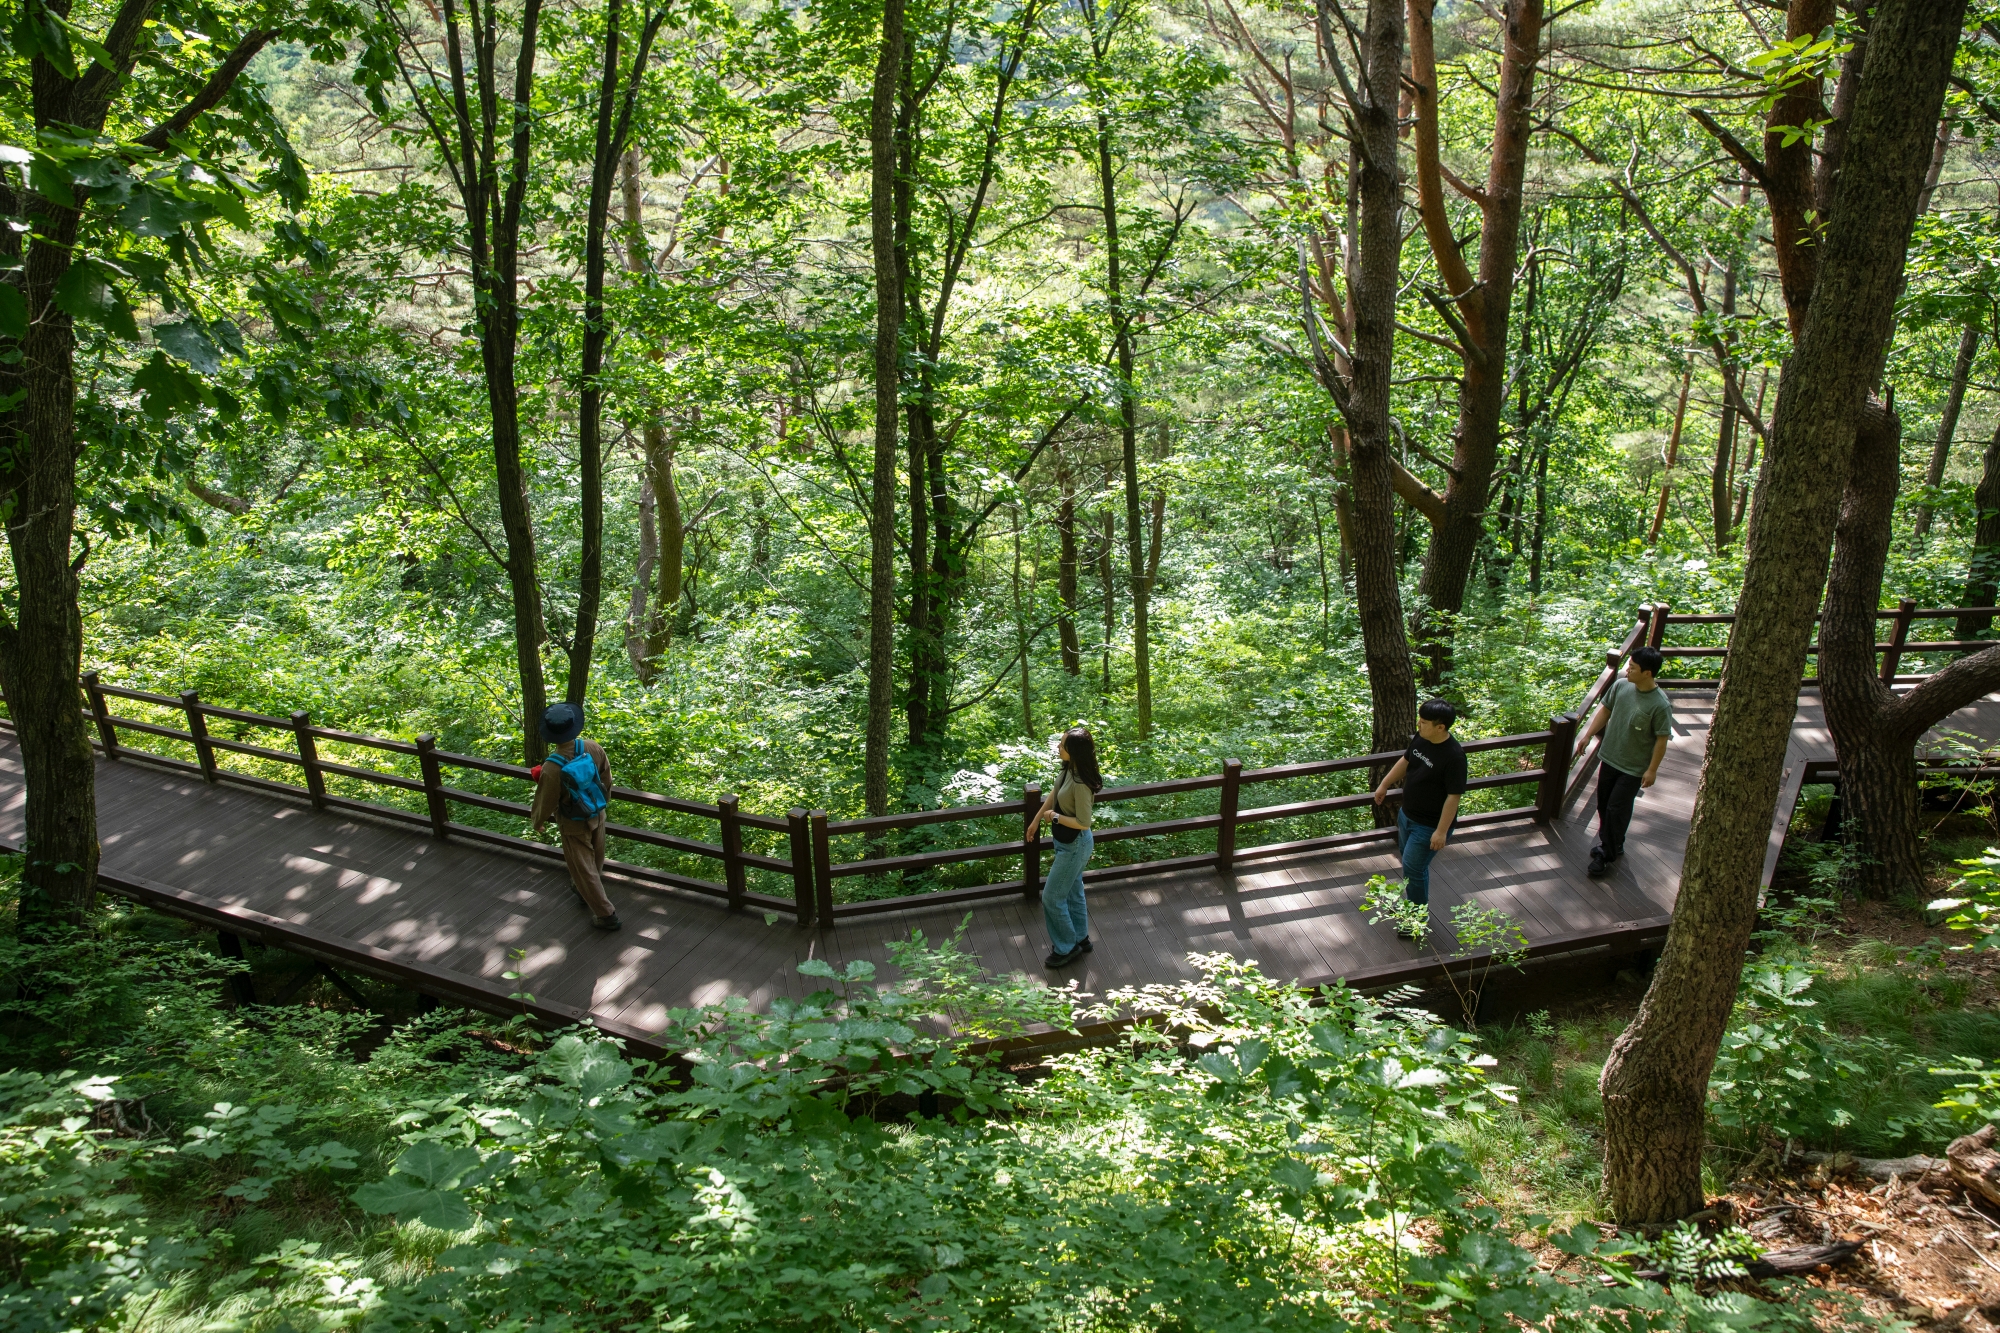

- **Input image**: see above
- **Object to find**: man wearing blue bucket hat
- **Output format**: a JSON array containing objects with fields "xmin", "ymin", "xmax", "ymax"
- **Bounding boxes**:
[{"xmin": 530, "ymin": 702, "xmax": 621, "ymax": 930}]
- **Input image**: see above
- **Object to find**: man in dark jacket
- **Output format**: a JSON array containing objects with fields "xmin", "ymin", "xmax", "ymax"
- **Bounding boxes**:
[{"xmin": 530, "ymin": 703, "xmax": 621, "ymax": 931}]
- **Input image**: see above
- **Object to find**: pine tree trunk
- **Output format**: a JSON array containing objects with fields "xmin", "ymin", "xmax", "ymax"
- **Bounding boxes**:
[
  {"xmin": 865, "ymin": 0, "xmax": 905, "ymax": 815},
  {"xmin": 1407, "ymin": 0, "xmax": 1542, "ymax": 683},
  {"xmin": 1598, "ymin": 0, "xmax": 1965, "ymax": 1223},
  {"xmin": 1326, "ymin": 0, "xmax": 1417, "ymax": 759}
]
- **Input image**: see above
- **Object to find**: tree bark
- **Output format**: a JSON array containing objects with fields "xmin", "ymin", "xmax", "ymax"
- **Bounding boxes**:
[
  {"xmin": 1914, "ymin": 322, "xmax": 1978, "ymax": 539},
  {"xmin": 618, "ymin": 148, "xmax": 681, "ymax": 684},
  {"xmin": 1598, "ymin": 0, "xmax": 1966, "ymax": 1224},
  {"xmin": 436, "ymin": 0, "xmax": 551, "ymax": 762},
  {"xmin": 866, "ymin": 0, "xmax": 905, "ymax": 815},
  {"xmin": 1057, "ymin": 460, "xmax": 1081, "ymax": 675},
  {"xmin": 1406, "ymin": 0, "xmax": 1542, "ymax": 683},
  {"xmin": 1712, "ymin": 267, "xmax": 1739, "ymax": 551},
  {"xmin": 1317, "ymin": 0, "xmax": 1416, "ymax": 758},
  {"xmin": 1648, "ymin": 370, "xmax": 1693, "ymax": 544},
  {"xmin": 0, "ymin": 14, "xmax": 274, "ymax": 926},
  {"xmin": 1820, "ymin": 403, "xmax": 1934, "ymax": 896},
  {"xmin": 1094, "ymin": 107, "xmax": 1151, "ymax": 738},
  {"xmin": 1959, "ymin": 420, "xmax": 2000, "ymax": 641}
]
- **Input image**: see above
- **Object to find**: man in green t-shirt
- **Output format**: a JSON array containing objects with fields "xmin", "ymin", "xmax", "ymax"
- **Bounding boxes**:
[{"xmin": 1578, "ymin": 644, "xmax": 1672, "ymax": 879}]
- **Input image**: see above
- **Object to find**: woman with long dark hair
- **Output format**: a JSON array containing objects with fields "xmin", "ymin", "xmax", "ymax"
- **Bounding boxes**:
[{"xmin": 1031, "ymin": 726, "xmax": 1103, "ymax": 968}]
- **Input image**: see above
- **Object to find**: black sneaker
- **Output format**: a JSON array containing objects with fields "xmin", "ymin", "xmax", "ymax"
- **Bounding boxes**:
[
  {"xmin": 1586, "ymin": 854, "xmax": 1616, "ymax": 880},
  {"xmin": 592, "ymin": 913, "xmax": 624, "ymax": 931},
  {"xmin": 1045, "ymin": 946, "xmax": 1083, "ymax": 968},
  {"xmin": 1079, "ymin": 938, "xmax": 1093, "ymax": 953}
]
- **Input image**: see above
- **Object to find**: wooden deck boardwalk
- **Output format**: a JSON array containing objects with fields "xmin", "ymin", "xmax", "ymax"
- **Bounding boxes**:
[{"xmin": 3, "ymin": 687, "xmax": 1991, "ymax": 1055}]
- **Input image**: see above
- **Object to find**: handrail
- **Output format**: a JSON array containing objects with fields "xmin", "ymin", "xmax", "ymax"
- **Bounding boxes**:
[{"xmin": 66, "ymin": 601, "xmax": 1983, "ymax": 931}]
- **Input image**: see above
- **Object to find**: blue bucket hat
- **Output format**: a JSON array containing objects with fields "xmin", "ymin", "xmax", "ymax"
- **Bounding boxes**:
[{"xmin": 541, "ymin": 702, "xmax": 584, "ymax": 744}]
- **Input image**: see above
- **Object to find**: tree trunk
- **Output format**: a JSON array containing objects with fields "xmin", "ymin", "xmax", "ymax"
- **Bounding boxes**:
[
  {"xmin": 438, "ymin": 0, "xmax": 551, "ymax": 762},
  {"xmin": 1914, "ymin": 322, "xmax": 1978, "ymax": 539},
  {"xmin": 1712, "ymin": 267, "xmax": 1739, "ymax": 550},
  {"xmin": 1322, "ymin": 0, "xmax": 1416, "ymax": 758},
  {"xmin": 567, "ymin": 0, "xmax": 637, "ymax": 706},
  {"xmin": 1407, "ymin": 0, "xmax": 1542, "ymax": 683},
  {"xmin": 1013, "ymin": 511, "xmax": 1033, "ymax": 733},
  {"xmin": 866, "ymin": 0, "xmax": 906, "ymax": 816},
  {"xmin": 1528, "ymin": 443, "xmax": 1549, "ymax": 597},
  {"xmin": 619, "ymin": 148, "xmax": 682, "ymax": 684},
  {"xmin": 1959, "ymin": 420, "xmax": 2000, "ymax": 641},
  {"xmin": 0, "ymin": 23, "xmax": 276, "ymax": 925},
  {"xmin": 1094, "ymin": 110, "xmax": 1151, "ymax": 739},
  {"xmin": 1057, "ymin": 462, "xmax": 1081, "ymax": 675},
  {"xmin": 0, "ymin": 196, "xmax": 99, "ymax": 929},
  {"xmin": 1649, "ymin": 370, "xmax": 1693, "ymax": 544},
  {"xmin": 1099, "ymin": 505, "xmax": 1115, "ymax": 694},
  {"xmin": 1599, "ymin": 0, "xmax": 1965, "ymax": 1224},
  {"xmin": 1821, "ymin": 404, "xmax": 1929, "ymax": 896}
]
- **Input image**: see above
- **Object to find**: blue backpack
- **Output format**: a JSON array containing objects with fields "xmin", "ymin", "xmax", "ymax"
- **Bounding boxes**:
[{"xmin": 550, "ymin": 744, "xmax": 608, "ymax": 820}]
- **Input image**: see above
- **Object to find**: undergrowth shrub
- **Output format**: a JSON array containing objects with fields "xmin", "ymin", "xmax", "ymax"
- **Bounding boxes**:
[{"xmin": 0, "ymin": 903, "xmax": 1872, "ymax": 1331}]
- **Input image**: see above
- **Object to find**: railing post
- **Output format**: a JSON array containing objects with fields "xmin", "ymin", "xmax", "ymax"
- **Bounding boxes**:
[
  {"xmin": 1537, "ymin": 713, "xmax": 1578, "ymax": 823},
  {"xmin": 291, "ymin": 711, "xmax": 327, "ymax": 810},
  {"xmin": 718, "ymin": 793, "xmax": 746, "ymax": 910},
  {"xmin": 217, "ymin": 929, "xmax": 257, "ymax": 1006},
  {"xmin": 810, "ymin": 810, "xmax": 834, "ymax": 928},
  {"xmin": 787, "ymin": 808, "xmax": 813, "ymax": 925},
  {"xmin": 82, "ymin": 671, "xmax": 117, "ymax": 759},
  {"xmin": 180, "ymin": 690, "xmax": 217, "ymax": 782},
  {"xmin": 1881, "ymin": 597, "xmax": 1916, "ymax": 684},
  {"xmin": 1648, "ymin": 601, "xmax": 1671, "ymax": 649},
  {"xmin": 1022, "ymin": 782, "xmax": 1042, "ymax": 897},
  {"xmin": 415, "ymin": 734, "xmax": 450, "ymax": 838},
  {"xmin": 1217, "ymin": 759, "xmax": 1242, "ymax": 873}
]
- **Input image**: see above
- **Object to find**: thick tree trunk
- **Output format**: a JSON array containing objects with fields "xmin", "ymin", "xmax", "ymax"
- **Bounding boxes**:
[
  {"xmin": 866, "ymin": 0, "xmax": 905, "ymax": 815},
  {"xmin": 1323, "ymin": 0, "xmax": 1416, "ymax": 758},
  {"xmin": 0, "ymin": 24, "xmax": 275, "ymax": 925},
  {"xmin": 1, "ymin": 203, "xmax": 99, "ymax": 929},
  {"xmin": 1821, "ymin": 404, "xmax": 1930, "ymax": 896},
  {"xmin": 1599, "ymin": 0, "xmax": 1964, "ymax": 1223},
  {"xmin": 1958, "ymin": 421, "xmax": 2000, "ymax": 640},
  {"xmin": 1407, "ymin": 0, "xmax": 1541, "ymax": 683},
  {"xmin": 1914, "ymin": 322, "xmax": 1978, "ymax": 539}
]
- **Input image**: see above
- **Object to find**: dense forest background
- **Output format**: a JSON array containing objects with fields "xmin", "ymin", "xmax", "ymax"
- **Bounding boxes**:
[{"xmin": 46, "ymin": 0, "xmax": 1998, "ymax": 822}]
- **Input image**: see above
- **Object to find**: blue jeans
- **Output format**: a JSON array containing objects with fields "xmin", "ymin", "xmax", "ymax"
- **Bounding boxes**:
[
  {"xmin": 1042, "ymin": 827, "xmax": 1093, "ymax": 953},
  {"xmin": 1396, "ymin": 808, "xmax": 1449, "ymax": 905}
]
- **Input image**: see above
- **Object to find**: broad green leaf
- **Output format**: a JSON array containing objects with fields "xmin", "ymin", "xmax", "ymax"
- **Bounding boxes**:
[{"xmin": 155, "ymin": 318, "xmax": 221, "ymax": 374}]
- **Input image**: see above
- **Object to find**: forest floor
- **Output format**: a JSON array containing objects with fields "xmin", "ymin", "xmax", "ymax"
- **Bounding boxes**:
[{"xmin": 1458, "ymin": 805, "xmax": 2000, "ymax": 1328}]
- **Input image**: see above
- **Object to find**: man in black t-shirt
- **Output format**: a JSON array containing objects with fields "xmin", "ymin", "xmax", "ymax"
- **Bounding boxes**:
[{"xmin": 1371, "ymin": 699, "xmax": 1469, "ymax": 934}]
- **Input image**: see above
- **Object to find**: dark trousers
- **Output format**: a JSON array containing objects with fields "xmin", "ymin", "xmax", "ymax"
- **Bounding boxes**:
[{"xmin": 1594, "ymin": 763, "xmax": 1643, "ymax": 860}]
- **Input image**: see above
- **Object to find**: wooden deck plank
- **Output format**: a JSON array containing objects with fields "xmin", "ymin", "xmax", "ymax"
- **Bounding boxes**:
[{"xmin": 11, "ymin": 685, "xmax": 1998, "ymax": 1045}]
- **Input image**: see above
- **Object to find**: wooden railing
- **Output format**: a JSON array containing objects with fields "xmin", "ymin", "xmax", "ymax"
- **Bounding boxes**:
[{"xmin": 67, "ymin": 601, "xmax": 1983, "ymax": 928}]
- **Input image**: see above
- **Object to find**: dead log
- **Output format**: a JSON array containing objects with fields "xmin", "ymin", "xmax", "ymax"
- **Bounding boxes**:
[
  {"xmin": 1631, "ymin": 1240, "xmax": 1862, "ymax": 1283},
  {"xmin": 1948, "ymin": 1124, "xmax": 2000, "ymax": 1208},
  {"xmin": 1798, "ymin": 1149, "xmax": 1949, "ymax": 1181}
]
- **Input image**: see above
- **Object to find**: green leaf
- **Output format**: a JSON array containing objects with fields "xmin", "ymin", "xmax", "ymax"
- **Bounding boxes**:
[
  {"xmin": 352, "ymin": 1175, "xmax": 475, "ymax": 1231},
  {"xmin": 0, "ymin": 284, "xmax": 23, "ymax": 340},
  {"xmin": 133, "ymin": 351, "xmax": 211, "ymax": 418},
  {"xmin": 154, "ymin": 318, "xmax": 222, "ymax": 374},
  {"xmin": 52, "ymin": 260, "xmax": 137, "ymax": 339}
]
